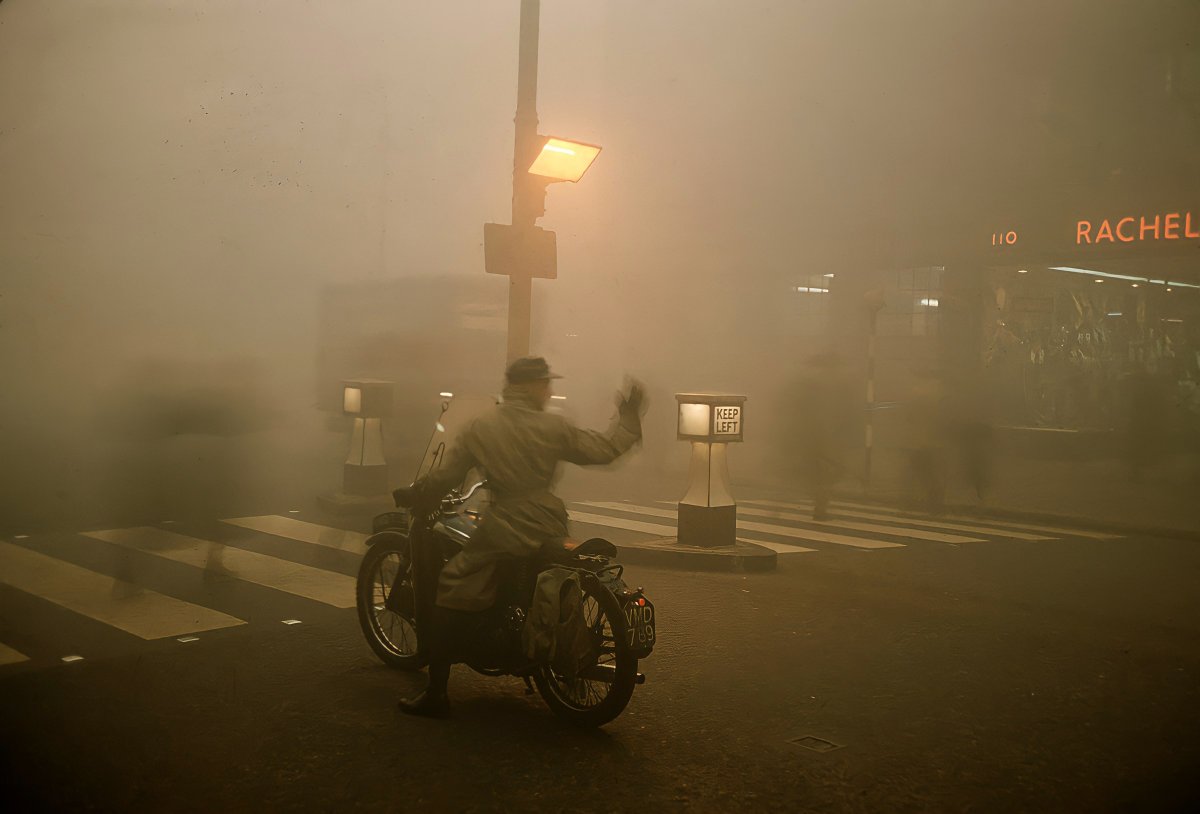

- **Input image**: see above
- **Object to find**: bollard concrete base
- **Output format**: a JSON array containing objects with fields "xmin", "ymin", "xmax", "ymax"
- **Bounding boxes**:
[
  {"xmin": 677, "ymin": 503, "xmax": 737, "ymax": 548},
  {"xmin": 611, "ymin": 536, "xmax": 777, "ymax": 572}
]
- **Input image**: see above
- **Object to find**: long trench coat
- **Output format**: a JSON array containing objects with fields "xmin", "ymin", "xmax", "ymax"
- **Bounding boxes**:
[{"xmin": 418, "ymin": 386, "xmax": 641, "ymax": 612}]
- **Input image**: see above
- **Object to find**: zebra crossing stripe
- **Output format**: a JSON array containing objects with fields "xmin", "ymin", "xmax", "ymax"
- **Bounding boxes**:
[
  {"xmin": 576, "ymin": 502, "xmax": 904, "ymax": 550},
  {"xmin": 569, "ymin": 511, "xmax": 815, "ymax": 554},
  {"xmin": 737, "ymin": 499, "xmax": 1053, "ymax": 541},
  {"xmin": 222, "ymin": 516, "xmax": 370, "ymax": 551},
  {"xmin": 569, "ymin": 511, "xmax": 676, "ymax": 537},
  {"xmin": 731, "ymin": 504, "xmax": 985, "ymax": 544},
  {"xmin": 0, "ymin": 641, "xmax": 31, "ymax": 666},
  {"xmin": 743, "ymin": 498, "xmax": 1118, "ymax": 540},
  {"xmin": 85, "ymin": 527, "xmax": 356, "ymax": 608},
  {"xmin": 0, "ymin": 541, "xmax": 244, "ymax": 640}
]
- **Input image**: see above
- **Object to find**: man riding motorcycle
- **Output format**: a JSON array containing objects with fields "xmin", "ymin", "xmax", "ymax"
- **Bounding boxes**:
[{"xmin": 399, "ymin": 356, "xmax": 647, "ymax": 717}]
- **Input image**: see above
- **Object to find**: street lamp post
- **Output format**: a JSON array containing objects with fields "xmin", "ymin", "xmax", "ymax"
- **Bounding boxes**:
[
  {"xmin": 485, "ymin": 0, "xmax": 601, "ymax": 361},
  {"xmin": 507, "ymin": 0, "xmax": 542, "ymax": 361}
]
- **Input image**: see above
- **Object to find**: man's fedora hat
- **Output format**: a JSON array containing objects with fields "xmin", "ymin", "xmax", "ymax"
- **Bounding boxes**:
[{"xmin": 505, "ymin": 356, "xmax": 563, "ymax": 384}]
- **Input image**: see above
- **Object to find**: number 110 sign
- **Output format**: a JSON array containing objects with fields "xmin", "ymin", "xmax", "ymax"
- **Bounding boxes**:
[{"xmin": 675, "ymin": 393, "xmax": 747, "ymax": 443}]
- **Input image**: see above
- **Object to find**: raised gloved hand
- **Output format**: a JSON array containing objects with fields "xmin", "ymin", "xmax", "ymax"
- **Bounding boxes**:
[{"xmin": 618, "ymin": 378, "xmax": 648, "ymax": 419}]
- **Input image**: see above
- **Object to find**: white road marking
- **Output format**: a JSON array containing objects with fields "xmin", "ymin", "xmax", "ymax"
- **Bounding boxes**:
[
  {"xmin": 569, "ymin": 511, "xmax": 676, "ymax": 537},
  {"xmin": 85, "ymin": 527, "xmax": 356, "ymax": 609},
  {"xmin": 221, "ymin": 516, "xmax": 370, "ymax": 552},
  {"xmin": 0, "ymin": 541, "xmax": 244, "ymax": 640},
  {"xmin": 743, "ymin": 498, "xmax": 1119, "ymax": 540},
  {"xmin": 729, "ymin": 504, "xmax": 984, "ymax": 544},
  {"xmin": 733, "ymin": 500, "xmax": 1053, "ymax": 541},
  {"xmin": 61, "ymin": 655, "xmax": 84, "ymax": 663},
  {"xmin": 568, "ymin": 510, "xmax": 815, "ymax": 554},
  {"xmin": 576, "ymin": 502, "xmax": 904, "ymax": 550},
  {"xmin": 0, "ymin": 641, "xmax": 30, "ymax": 666}
]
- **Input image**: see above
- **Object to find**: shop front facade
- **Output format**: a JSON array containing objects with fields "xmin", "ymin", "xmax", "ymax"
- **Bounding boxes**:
[
  {"xmin": 865, "ymin": 189, "xmax": 1200, "ymax": 463},
  {"xmin": 960, "ymin": 202, "xmax": 1199, "ymax": 437}
]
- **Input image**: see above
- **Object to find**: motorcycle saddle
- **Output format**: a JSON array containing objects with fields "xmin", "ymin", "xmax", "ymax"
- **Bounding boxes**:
[{"xmin": 567, "ymin": 537, "xmax": 618, "ymax": 558}]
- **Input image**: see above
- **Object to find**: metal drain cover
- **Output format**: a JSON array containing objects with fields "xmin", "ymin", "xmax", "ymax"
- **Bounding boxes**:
[{"xmin": 787, "ymin": 735, "xmax": 843, "ymax": 753}]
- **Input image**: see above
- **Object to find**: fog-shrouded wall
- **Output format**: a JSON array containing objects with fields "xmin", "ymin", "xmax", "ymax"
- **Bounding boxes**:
[{"xmin": 2, "ymin": 0, "xmax": 1197, "ymax": 531}]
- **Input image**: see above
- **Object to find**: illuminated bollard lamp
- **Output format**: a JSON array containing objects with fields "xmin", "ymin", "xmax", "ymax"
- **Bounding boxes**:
[
  {"xmin": 675, "ymin": 393, "xmax": 746, "ymax": 548},
  {"xmin": 320, "ymin": 379, "xmax": 394, "ymax": 513}
]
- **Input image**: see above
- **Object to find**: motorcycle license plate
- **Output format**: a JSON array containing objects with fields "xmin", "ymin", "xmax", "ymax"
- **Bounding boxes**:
[{"xmin": 623, "ymin": 599, "xmax": 655, "ymax": 651}]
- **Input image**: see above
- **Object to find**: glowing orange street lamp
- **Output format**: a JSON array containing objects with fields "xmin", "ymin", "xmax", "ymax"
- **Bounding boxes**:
[{"xmin": 527, "ymin": 137, "xmax": 602, "ymax": 183}]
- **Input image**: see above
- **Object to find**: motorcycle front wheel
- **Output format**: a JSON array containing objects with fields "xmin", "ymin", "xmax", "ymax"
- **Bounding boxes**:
[
  {"xmin": 356, "ymin": 534, "xmax": 425, "ymax": 670},
  {"xmin": 533, "ymin": 574, "xmax": 638, "ymax": 728}
]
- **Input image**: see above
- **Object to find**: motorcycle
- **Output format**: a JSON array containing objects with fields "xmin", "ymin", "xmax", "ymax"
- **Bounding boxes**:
[{"xmin": 355, "ymin": 480, "xmax": 656, "ymax": 727}]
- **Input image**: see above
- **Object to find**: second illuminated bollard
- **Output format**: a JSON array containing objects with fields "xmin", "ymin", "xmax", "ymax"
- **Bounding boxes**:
[{"xmin": 675, "ymin": 393, "xmax": 746, "ymax": 548}]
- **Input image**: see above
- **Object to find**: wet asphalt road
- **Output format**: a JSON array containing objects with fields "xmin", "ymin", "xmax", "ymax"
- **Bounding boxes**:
[{"xmin": 3, "ymin": 530, "xmax": 1199, "ymax": 813}]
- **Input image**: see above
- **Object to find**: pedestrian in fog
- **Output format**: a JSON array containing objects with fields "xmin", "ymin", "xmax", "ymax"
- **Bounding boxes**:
[
  {"xmin": 1122, "ymin": 364, "xmax": 1169, "ymax": 483},
  {"xmin": 100, "ymin": 356, "xmax": 268, "ymax": 595},
  {"xmin": 904, "ymin": 365, "xmax": 948, "ymax": 513},
  {"xmin": 792, "ymin": 352, "xmax": 855, "ymax": 520},
  {"xmin": 947, "ymin": 368, "xmax": 994, "ymax": 500}
]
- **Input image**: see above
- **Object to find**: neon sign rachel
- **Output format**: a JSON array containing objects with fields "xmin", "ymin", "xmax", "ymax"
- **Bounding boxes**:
[{"xmin": 1076, "ymin": 212, "xmax": 1199, "ymax": 244}]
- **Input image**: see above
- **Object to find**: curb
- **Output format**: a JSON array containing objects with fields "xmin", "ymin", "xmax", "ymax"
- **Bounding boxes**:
[{"xmin": 613, "ymin": 537, "xmax": 778, "ymax": 573}]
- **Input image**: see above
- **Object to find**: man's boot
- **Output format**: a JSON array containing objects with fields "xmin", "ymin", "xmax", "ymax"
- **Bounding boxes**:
[
  {"xmin": 399, "ymin": 661, "xmax": 451, "ymax": 718},
  {"xmin": 398, "ymin": 687, "xmax": 450, "ymax": 718}
]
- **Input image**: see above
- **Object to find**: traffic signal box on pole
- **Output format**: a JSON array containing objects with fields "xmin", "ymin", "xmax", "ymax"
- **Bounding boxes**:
[{"xmin": 484, "ymin": 223, "xmax": 558, "ymax": 280}]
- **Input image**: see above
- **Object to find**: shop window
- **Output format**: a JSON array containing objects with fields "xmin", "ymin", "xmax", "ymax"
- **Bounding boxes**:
[
  {"xmin": 790, "ymin": 272, "xmax": 834, "ymax": 335},
  {"xmin": 877, "ymin": 266, "xmax": 943, "ymax": 337},
  {"xmin": 980, "ymin": 266, "xmax": 1200, "ymax": 431}
]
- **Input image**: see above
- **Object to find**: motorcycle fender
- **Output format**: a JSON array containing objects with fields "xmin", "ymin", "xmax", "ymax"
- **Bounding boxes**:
[
  {"xmin": 364, "ymin": 530, "xmax": 408, "ymax": 549},
  {"xmin": 371, "ymin": 511, "xmax": 409, "ymax": 535}
]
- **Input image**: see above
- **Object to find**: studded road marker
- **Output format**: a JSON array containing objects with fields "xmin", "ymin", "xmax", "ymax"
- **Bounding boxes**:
[{"xmin": 787, "ymin": 735, "xmax": 843, "ymax": 753}]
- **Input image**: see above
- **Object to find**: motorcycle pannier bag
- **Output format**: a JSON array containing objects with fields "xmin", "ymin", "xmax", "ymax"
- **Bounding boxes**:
[{"xmin": 523, "ymin": 567, "xmax": 595, "ymax": 677}]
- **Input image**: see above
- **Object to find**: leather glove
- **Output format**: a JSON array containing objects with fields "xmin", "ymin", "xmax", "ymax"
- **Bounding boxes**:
[{"xmin": 618, "ymin": 379, "xmax": 647, "ymax": 419}]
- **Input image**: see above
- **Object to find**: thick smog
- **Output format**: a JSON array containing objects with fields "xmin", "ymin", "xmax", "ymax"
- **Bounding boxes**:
[{"xmin": 1, "ymin": 1, "xmax": 1198, "ymax": 811}]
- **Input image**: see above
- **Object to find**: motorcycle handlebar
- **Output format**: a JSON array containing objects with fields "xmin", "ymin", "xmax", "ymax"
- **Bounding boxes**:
[{"xmin": 392, "ymin": 480, "xmax": 488, "ymax": 511}]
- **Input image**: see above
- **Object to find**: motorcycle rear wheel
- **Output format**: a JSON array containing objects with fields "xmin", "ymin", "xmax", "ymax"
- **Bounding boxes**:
[
  {"xmin": 356, "ymin": 534, "xmax": 425, "ymax": 670},
  {"xmin": 533, "ymin": 574, "xmax": 637, "ymax": 728}
]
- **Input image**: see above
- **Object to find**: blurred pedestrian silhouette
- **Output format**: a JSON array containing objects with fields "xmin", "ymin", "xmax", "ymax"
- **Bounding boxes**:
[
  {"xmin": 904, "ymin": 365, "xmax": 948, "ymax": 513},
  {"xmin": 947, "ymin": 368, "xmax": 994, "ymax": 500},
  {"xmin": 1122, "ymin": 365, "xmax": 1169, "ymax": 483},
  {"xmin": 792, "ymin": 352, "xmax": 855, "ymax": 520},
  {"xmin": 99, "ymin": 356, "xmax": 268, "ymax": 596}
]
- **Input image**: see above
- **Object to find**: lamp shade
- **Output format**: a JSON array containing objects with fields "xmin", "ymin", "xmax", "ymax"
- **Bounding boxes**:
[
  {"xmin": 340, "ymin": 379, "xmax": 394, "ymax": 417},
  {"xmin": 678, "ymin": 403, "xmax": 710, "ymax": 437},
  {"xmin": 527, "ymin": 137, "xmax": 602, "ymax": 183}
]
